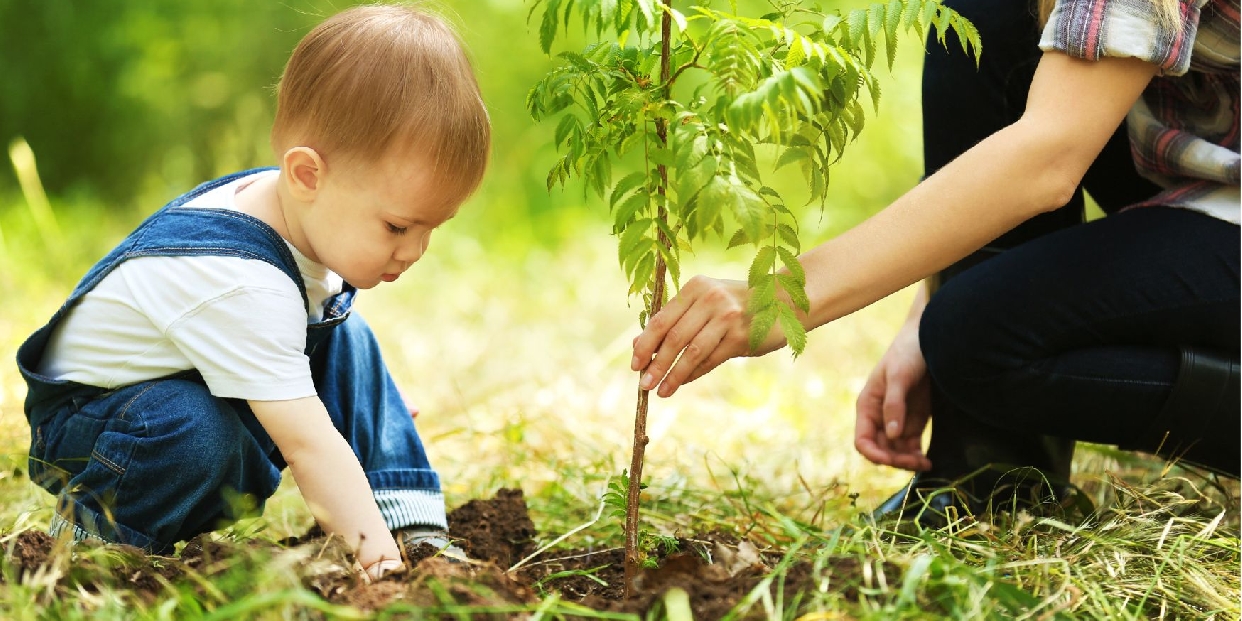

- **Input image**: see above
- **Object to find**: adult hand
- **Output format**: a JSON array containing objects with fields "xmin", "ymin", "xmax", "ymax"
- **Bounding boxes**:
[
  {"xmin": 853, "ymin": 320, "xmax": 933, "ymax": 471},
  {"xmin": 631, "ymin": 275, "xmax": 786, "ymax": 398}
]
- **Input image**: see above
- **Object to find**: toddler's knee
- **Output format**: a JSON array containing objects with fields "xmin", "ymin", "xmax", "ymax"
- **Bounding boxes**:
[{"xmin": 126, "ymin": 380, "xmax": 253, "ymax": 464}]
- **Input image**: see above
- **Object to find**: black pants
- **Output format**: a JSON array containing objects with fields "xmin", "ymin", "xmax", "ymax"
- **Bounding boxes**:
[{"xmin": 918, "ymin": 0, "xmax": 1240, "ymax": 473}]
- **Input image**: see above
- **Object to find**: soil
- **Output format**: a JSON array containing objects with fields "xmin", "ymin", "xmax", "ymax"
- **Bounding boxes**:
[{"xmin": 0, "ymin": 488, "xmax": 873, "ymax": 618}]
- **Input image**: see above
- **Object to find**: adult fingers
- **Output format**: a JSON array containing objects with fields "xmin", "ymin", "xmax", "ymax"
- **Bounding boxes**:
[
  {"xmin": 657, "ymin": 328, "xmax": 743, "ymax": 397},
  {"xmin": 682, "ymin": 344, "xmax": 741, "ymax": 385},
  {"xmin": 881, "ymin": 369, "xmax": 909, "ymax": 440},
  {"xmin": 887, "ymin": 449, "xmax": 932, "ymax": 472},
  {"xmin": 855, "ymin": 434, "xmax": 931, "ymax": 471},
  {"xmin": 645, "ymin": 315, "xmax": 730, "ymax": 397},
  {"xmin": 854, "ymin": 379, "xmax": 890, "ymax": 465},
  {"xmin": 638, "ymin": 301, "xmax": 716, "ymax": 393},
  {"xmin": 639, "ymin": 278, "xmax": 744, "ymax": 392},
  {"xmin": 631, "ymin": 283, "xmax": 699, "ymax": 372}
]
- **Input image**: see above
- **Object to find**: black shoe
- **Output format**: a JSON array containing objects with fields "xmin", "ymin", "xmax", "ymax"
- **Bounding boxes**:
[
  {"xmin": 874, "ymin": 463, "xmax": 1092, "ymax": 529},
  {"xmin": 394, "ymin": 528, "xmax": 471, "ymax": 563},
  {"xmin": 1128, "ymin": 348, "xmax": 1240, "ymax": 478}
]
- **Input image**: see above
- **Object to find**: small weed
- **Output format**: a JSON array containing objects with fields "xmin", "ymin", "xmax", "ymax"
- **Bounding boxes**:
[{"xmin": 533, "ymin": 565, "xmax": 610, "ymax": 597}]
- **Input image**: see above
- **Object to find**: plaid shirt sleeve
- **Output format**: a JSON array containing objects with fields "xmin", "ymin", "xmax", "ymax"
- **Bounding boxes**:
[{"xmin": 1039, "ymin": 0, "xmax": 1209, "ymax": 76}]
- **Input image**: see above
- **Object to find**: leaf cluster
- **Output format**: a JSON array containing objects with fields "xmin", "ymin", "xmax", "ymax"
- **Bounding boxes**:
[{"xmin": 527, "ymin": 0, "xmax": 979, "ymax": 354}]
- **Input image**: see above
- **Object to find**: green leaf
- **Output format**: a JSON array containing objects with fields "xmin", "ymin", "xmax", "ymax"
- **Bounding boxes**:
[
  {"xmin": 867, "ymin": 75, "xmax": 882, "ymax": 113},
  {"xmin": 862, "ymin": 25, "xmax": 877, "ymax": 68},
  {"xmin": 589, "ymin": 152, "xmax": 612, "ymax": 199},
  {"xmin": 774, "ymin": 146, "xmax": 809, "ymax": 170},
  {"xmin": 610, "ymin": 171, "xmax": 647, "ymax": 210},
  {"xmin": 776, "ymin": 223, "xmax": 800, "ymax": 252},
  {"xmin": 934, "ymin": 6, "xmax": 954, "ymax": 46},
  {"xmin": 777, "ymin": 273, "xmax": 810, "ymax": 313},
  {"xmin": 867, "ymin": 3, "xmax": 885, "ymax": 41},
  {"xmin": 614, "ymin": 190, "xmax": 648, "ymax": 230},
  {"xmin": 726, "ymin": 228, "xmax": 749, "ymax": 249},
  {"xmin": 635, "ymin": 0, "xmax": 655, "ymax": 30},
  {"xmin": 665, "ymin": 6, "xmax": 688, "ymax": 34},
  {"xmin": 747, "ymin": 245, "xmax": 776, "ymax": 288},
  {"xmin": 952, "ymin": 13, "xmax": 983, "ymax": 63},
  {"xmin": 554, "ymin": 113, "xmax": 579, "ymax": 147},
  {"xmin": 822, "ymin": 14, "xmax": 842, "ymax": 35},
  {"xmin": 747, "ymin": 303, "xmax": 778, "ymax": 352},
  {"xmin": 748, "ymin": 276, "xmax": 777, "ymax": 312},
  {"xmin": 784, "ymin": 36, "xmax": 806, "ymax": 69},
  {"xmin": 729, "ymin": 181, "xmax": 765, "ymax": 243},
  {"xmin": 653, "ymin": 217, "xmax": 678, "ymax": 248},
  {"xmin": 810, "ymin": 166, "xmax": 826, "ymax": 202},
  {"xmin": 846, "ymin": 9, "xmax": 867, "ymax": 46},
  {"xmin": 540, "ymin": 0, "xmax": 562, "ymax": 53},
  {"xmin": 675, "ymin": 157, "xmax": 715, "ymax": 216},
  {"xmin": 777, "ymin": 302, "xmax": 807, "ymax": 355},
  {"xmin": 615, "ymin": 0, "xmax": 634, "ymax": 33},
  {"xmin": 674, "ymin": 130, "xmax": 710, "ymax": 171},
  {"xmin": 776, "ymin": 246, "xmax": 805, "ymax": 286},
  {"xmin": 618, "ymin": 218, "xmax": 651, "ymax": 264},
  {"xmin": 547, "ymin": 155, "xmax": 571, "ymax": 190},
  {"xmin": 901, "ymin": 0, "xmax": 923, "ymax": 29},
  {"xmin": 884, "ymin": 0, "xmax": 902, "ymax": 70},
  {"xmin": 923, "ymin": 3, "xmax": 941, "ymax": 42},
  {"xmin": 657, "ymin": 240, "xmax": 680, "ymax": 288},
  {"xmin": 629, "ymin": 252, "xmax": 656, "ymax": 295},
  {"xmin": 694, "ymin": 174, "xmax": 730, "ymax": 235}
]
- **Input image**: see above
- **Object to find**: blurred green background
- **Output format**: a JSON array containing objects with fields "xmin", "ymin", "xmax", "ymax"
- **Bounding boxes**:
[{"xmin": 0, "ymin": 0, "xmax": 927, "ymax": 265}]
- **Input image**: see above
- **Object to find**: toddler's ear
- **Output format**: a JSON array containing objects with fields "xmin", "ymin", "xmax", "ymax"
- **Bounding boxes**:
[{"xmin": 283, "ymin": 146, "xmax": 324, "ymax": 201}]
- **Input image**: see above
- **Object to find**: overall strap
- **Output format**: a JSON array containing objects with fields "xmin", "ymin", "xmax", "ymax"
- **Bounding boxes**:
[{"xmin": 63, "ymin": 168, "xmax": 309, "ymax": 313}]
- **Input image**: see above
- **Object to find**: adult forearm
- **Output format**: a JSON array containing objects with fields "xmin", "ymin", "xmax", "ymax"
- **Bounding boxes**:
[{"xmin": 799, "ymin": 119, "xmax": 1076, "ymax": 330}]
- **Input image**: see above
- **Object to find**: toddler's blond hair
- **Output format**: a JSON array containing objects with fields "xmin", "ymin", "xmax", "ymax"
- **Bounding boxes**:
[{"xmin": 272, "ymin": 3, "xmax": 490, "ymax": 205}]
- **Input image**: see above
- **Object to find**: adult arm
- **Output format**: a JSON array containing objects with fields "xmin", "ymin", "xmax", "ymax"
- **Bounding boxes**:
[
  {"xmin": 632, "ymin": 51, "xmax": 1159, "ymax": 397},
  {"xmin": 249, "ymin": 397, "xmax": 403, "ymax": 578}
]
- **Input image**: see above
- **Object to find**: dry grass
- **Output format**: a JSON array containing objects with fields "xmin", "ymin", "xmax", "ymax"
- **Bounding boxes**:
[{"xmin": 0, "ymin": 195, "xmax": 1236, "ymax": 619}]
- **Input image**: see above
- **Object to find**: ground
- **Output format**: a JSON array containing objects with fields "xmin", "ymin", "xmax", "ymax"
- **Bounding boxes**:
[{"xmin": 1, "ymin": 488, "xmax": 877, "ymax": 619}]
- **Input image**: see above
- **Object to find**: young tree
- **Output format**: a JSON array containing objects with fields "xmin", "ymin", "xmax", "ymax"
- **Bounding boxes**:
[{"xmin": 527, "ymin": 0, "xmax": 978, "ymax": 592}]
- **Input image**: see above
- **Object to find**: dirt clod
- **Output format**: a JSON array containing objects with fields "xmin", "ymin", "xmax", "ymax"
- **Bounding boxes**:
[{"xmin": 447, "ymin": 487, "xmax": 537, "ymax": 568}]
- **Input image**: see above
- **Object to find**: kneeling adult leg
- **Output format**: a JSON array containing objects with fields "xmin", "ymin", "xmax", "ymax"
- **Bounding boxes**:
[{"xmin": 921, "ymin": 207, "xmax": 1240, "ymax": 478}]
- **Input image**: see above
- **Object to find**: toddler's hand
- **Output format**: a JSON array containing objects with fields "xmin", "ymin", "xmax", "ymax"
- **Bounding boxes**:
[
  {"xmin": 363, "ymin": 558, "xmax": 405, "ymax": 581},
  {"xmin": 397, "ymin": 387, "xmax": 419, "ymax": 419}
]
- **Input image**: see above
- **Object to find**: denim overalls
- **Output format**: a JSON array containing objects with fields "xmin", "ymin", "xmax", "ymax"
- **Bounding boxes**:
[{"xmin": 16, "ymin": 169, "xmax": 446, "ymax": 553}]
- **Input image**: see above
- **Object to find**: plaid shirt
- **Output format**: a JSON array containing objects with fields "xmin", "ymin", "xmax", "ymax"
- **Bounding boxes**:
[{"xmin": 1040, "ymin": 0, "xmax": 1240, "ymax": 224}]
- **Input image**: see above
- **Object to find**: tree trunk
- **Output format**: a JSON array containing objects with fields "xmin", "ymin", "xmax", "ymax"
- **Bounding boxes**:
[{"xmin": 623, "ymin": 0, "xmax": 674, "ymax": 598}]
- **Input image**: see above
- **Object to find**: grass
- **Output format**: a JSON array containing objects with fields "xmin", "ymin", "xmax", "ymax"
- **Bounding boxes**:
[{"xmin": 0, "ymin": 192, "xmax": 1238, "ymax": 619}]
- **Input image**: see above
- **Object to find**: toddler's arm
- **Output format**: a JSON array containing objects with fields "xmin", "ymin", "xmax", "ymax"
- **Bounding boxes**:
[{"xmin": 249, "ymin": 397, "xmax": 402, "ymax": 576}]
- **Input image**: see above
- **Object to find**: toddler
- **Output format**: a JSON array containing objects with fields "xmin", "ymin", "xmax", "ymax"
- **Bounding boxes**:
[{"xmin": 15, "ymin": 4, "xmax": 490, "ymax": 579}]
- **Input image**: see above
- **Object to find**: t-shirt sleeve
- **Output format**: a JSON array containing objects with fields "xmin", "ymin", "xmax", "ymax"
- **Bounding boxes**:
[
  {"xmin": 125, "ymin": 256, "xmax": 318, "ymax": 401},
  {"xmin": 166, "ymin": 286, "xmax": 317, "ymax": 401},
  {"xmin": 1038, "ymin": 0, "xmax": 1207, "ymax": 76}
]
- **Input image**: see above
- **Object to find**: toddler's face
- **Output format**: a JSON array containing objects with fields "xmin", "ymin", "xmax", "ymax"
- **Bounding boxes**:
[{"xmin": 300, "ymin": 152, "xmax": 457, "ymax": 288}]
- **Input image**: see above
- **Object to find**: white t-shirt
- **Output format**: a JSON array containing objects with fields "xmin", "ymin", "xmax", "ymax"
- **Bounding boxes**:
[{"xmin": 37, "ymin": 171, "xmax": 345, "ymax": 401}]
